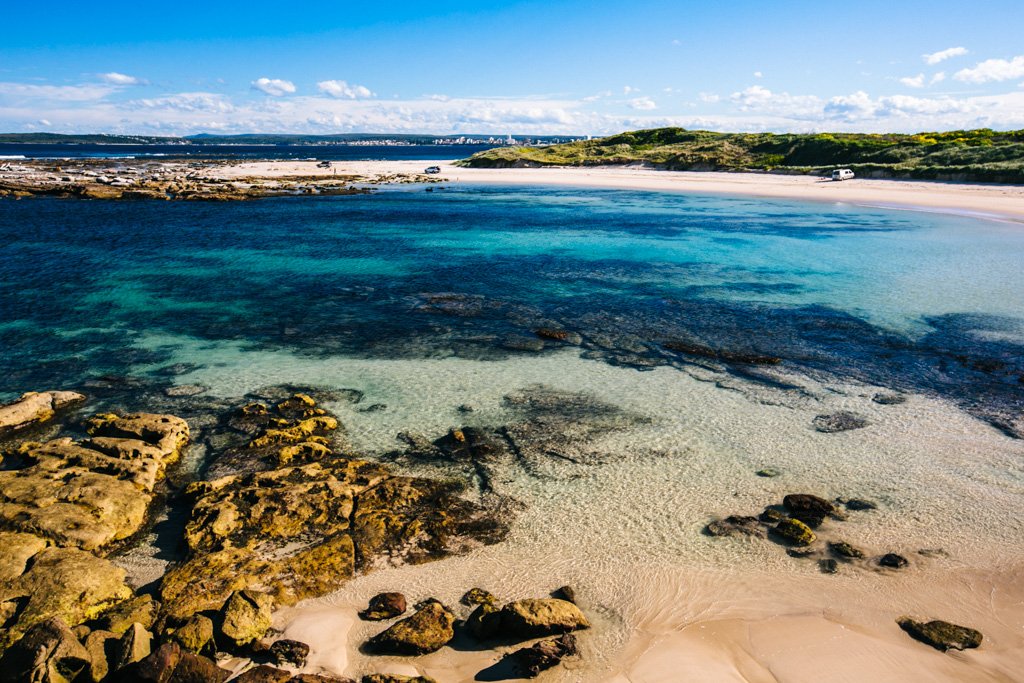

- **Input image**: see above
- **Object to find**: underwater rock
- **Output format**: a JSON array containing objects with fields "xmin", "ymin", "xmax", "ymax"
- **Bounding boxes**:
[
  {"xmin": 819, "ymin": 559, "xmax": 839, "ymax": 574},
  {"xmin": 551, "ymin": 586, "xmax": 576, "ymax": 604},
  {"xmin": 897, "ymin": 617, "xmax": 983, "ymax": 651},
  {"xmin": 828, "ymin": 541, "xmax": 865, "ymax": 559},
  {"xmin": 0, "ymin": 391, "xmax": 84, "ymax": 435},
  {"xmin": 879, "ymin": 553, "xmax": 909, "ymax": 569},
  {"xmin": 705, "ymin": 515, "xmax": 766, "ymax": 538},
  {"xmin": 534, "ymin": 328, "xmax": 582, "ymax": 345},
  {"xmin": 783, "ymin": 494, "xmax": 836, "ymax": 526},
  {"xmin": 755, "ymin": 467, "xmax": 781, "ymax": 477},
  {"xmin": 842, "ymin": 498, "xmax": 878, "ymax": 511},
  {"xmin": 0, "ymin": 617, "xmax": 91, "ymax": 683},
  {"xmin": 163, "ymin": 384, "xmax": 208, "ymax": 397},
  {"xmin": 366, "ymin": 601, "xmax": 455, "ymax": 655},
  {"xmin": 663, "ymin": 340, "xmax": 781, "ymax": 365},
  {"xmin": 813, "ymin": 412, "xmax": 869, "ymax": 433},
  {"xmin": 773, "ymin": 518, "xmax": 816, "ymax": 546},
  {"xmin": 872, "ymin": 392, "xmax": 907, "ymax": 405},
  {"xmin": 361, "ymin": 676, "xmax": 436, "ymax": 683},
  {"xmin": 360, "ymin": 593, "xmax": 407, "ymax": 621},
  {"xmin": 497, "ymin": 598, "xmax": 590, "ymax": 640}
]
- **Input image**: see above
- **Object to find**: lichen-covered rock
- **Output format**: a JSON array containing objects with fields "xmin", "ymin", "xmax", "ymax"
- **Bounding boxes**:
[
  {"xmin": 0, "ymin": 617, "xmax": 91, "ymax": 683},
  {"xmin": 897, "ymin": 617, "xmax": 983, "ymax": 651},
  {"xmin": 0, "ymin": 410, "xmax": 189, "ymax": 553},
  {"xmin": 705, "ymin": 515, "xmax": 765, "ymax": 538},
  {"xmin": 505, "ymin": 633, "xmax": 579, "ymax": 678},
  {"xmin": 360, "ymin": 592, "xmax": 407, "ymax": 621},
  {"xmin": 366, "ymin": 601, "xmax": 455, "ymax": 655},
  {"xmin": 773, "ymin": 518, "xmax": 816, "ymax": 546},
  {"xmin": 220, "ymin": 590, "xmax": 273, "ymax": 648},
  {"xmin": 95, "ymin": 594, "xmax": 159, "ymax": 635},
  {"xmin": 0, "ymin": 531, "xmax": 46, "ymax": 582},
  {"xmin": 461, "ymin": 587, "xmax": 497, "ymax": 607},
  {"xmin": 0, "ymin": 546, "xmax": 133, "ymax": 649},
  {"xmin": 813, "ymin": 411, "xmax": 869, "ymax": 433},
  {"xmin": 0, "ymin": 391, "xmax": 84, "ymax": 435},
  {"xmin": 167, "ymin": 614, "xmax": 215, "ymax": 655},
  {"xmin": 498, "ymin": 599, "xmax": 590, "ymax": 639}
]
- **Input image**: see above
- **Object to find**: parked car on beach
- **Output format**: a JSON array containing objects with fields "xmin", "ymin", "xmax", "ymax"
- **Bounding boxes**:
[
  {"xmin": 424, "ymin": 166, "xmax": 441, "ymax": 174},
  {"xmin": 831, "ymin": 168, "xmax": 855, "ymax": 181}
]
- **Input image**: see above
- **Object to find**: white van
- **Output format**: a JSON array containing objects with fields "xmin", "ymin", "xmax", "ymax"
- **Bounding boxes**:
[{"xmin": 831, "ymin": 168, "xmax": 855, "ymax": 181}]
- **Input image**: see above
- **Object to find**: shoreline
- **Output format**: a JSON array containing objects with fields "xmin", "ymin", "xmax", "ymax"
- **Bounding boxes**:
[{"xmin": 3, "ymin": 157, "xmax": 1024, "ymax": 223}]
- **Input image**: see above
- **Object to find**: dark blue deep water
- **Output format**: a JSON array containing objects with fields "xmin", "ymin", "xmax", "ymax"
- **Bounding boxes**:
[{"xmin": 1, "ymin": 186, "xmax": 1022, "ymax": 434}]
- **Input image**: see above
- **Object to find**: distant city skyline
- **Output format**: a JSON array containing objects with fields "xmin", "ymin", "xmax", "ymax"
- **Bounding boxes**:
[{"xmin": 2, "ymin": 0, "xmax": 1024, "ymax": 135}]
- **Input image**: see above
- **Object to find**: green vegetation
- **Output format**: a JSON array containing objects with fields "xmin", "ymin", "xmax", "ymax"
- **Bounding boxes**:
[{"xmin": 457, "ymin": 127, "xmax": 1024, "ymax": 183}]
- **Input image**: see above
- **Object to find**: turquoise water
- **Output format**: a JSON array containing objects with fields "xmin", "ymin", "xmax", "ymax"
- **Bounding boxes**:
[{"xmin": 1, "ymin": 186, "xmax": 1022, "ymax": 432}]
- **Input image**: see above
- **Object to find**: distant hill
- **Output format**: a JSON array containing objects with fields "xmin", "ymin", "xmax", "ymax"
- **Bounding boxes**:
[{"xmin": 457, "ymin": 128, "xmax": 1024, "ymax": 183}]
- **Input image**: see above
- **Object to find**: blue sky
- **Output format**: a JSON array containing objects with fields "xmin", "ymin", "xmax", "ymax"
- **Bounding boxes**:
[{"xmin": 2, "ymin": 0, "xmax": 1024, "ymax": 135}]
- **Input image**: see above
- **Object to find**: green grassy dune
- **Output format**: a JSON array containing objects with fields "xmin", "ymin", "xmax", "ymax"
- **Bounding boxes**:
[{"xmin": 457, "ymin": 127, "xmax": 1024, "ymax": 183}]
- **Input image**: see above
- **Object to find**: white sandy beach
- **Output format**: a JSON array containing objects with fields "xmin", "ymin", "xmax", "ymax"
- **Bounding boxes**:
[{"xmin": 211, "ymin": 160, "xmax": 1024, "ymax": 223}]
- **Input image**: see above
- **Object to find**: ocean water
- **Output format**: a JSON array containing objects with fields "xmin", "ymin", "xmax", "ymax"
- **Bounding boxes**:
[
  {"xmin": 0, "ymin": 142, "xmax": 494, "ymax": 160},
  {"xmin": 3, "ymin": 186, "xmax": 1024, "ymax": 679}
]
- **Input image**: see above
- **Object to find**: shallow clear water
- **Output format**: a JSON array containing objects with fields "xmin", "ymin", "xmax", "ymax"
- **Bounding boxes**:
[{"xmin": 4, "ymin": 186, "xmax": 1024, "ymax": 680}]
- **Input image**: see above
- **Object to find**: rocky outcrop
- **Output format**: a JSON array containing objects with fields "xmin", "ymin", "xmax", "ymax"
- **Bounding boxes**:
[
  {"xmin": 897, "ymin": 618, "xmax": 983, "ymax": 651},
  {"xmin": 0, "ymin": 617, "xmax": 91, "ymax": 683},
  {"xmin": 0, "ymin": 391, "xmax": 84, "ymax": 435},
  {"xmin": 233, "ymin": 665, "xmax": 293, "ymax": 683},
  {"xmin": 269, "ymin": 639, "xmax": 309, "ymax": 668},
  {"xmin": 0, "ymin": 412, "xmax": 189, "ymax": 552},
  {"xmin": 160, "ymin": 394, "xmax": 508, "ymax": 620},
  {"xmin": 366, "ymin": 601, "xmax": 455, "ymax": 655},
  {"xmin": 360, "ymin": 592, "xmax": 407, "ymax": 621},
  {"xmin": 113, "ymin": 641, "xmax": 229, "ymax": 682}
]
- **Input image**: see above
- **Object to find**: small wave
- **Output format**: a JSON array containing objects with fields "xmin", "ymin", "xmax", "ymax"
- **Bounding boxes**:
[{"xmin": 0, "ymin": 155, "xmax": 27, "ymax": 160}]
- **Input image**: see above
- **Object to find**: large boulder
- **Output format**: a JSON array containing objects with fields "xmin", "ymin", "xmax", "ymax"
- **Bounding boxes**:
[
  {"xmin": 497, "ymin": 599, "xmax": 590, "ymax": 640},
  {"xmin": 220, "ymin": 590, "xmax": 273, "ymax": 648},
  {"xmin": 95, "ymin": 594, "xmax": 160, "ymax": 635},
  {"xmin": 366, "ymin": 601, "xmax": 455, "ymax": 655},
  {"xmin": 81, "ymin": 630, "xmax": 118, "ymax": 683},
  {"xmin": 113, "ymin": 641, "xmax": 229, "ymax": 682},
  {"xmin": 0, "ymin": 617, "xmax": 91, "ymax": 683},
  {"xmin": 167, "ymin": 614, "xmax": 215, "ymax": 655},
  {"xmin": 897, "ymin": 617, "xmax": 983, "ymax": 651},
  {"xmin": 111, "ymin": 622, "xmax": 152, "ymax": 671},
  {"xmin": 0, "ymin": 391, "xmax": 84, "ymax": 435},
  {"xmin": 0, "ymin": 546, "xmax": 133, "ymax": 649},
  {"xmin": 233, "ymin": 665, "xmax": 293, "ymax": 683}
]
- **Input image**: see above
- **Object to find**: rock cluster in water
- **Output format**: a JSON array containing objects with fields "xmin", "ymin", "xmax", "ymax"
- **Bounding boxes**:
[
  {"xmin": 0, "ymin": 389, "xmax": 512, "ymax": 682},
  {"xmin": 360, "ymin": 588, "xmax": 587, "ymax": 680}
]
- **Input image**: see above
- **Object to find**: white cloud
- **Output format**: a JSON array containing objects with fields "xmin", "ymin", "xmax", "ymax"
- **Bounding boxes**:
[
  {"xmin": 753, "ymin": 71, "xmax": 763, "ymax": 78},
  {"xmin": 623, "ymin": 85, "xmax": 637, "ymax": 94},
  {"xmin": 127, "ymin": 92, "xmax": 235, "ymax": 113},
  {"xmin": 698, "ymin": 92, "xmax": 720, "ymax": 103},
  {"xmin": 317, "ymin": 80, "xmax": 374, "ymax": 99},
  {"xmin": 38, "ymin": 118, "xmax": 51, "ymax": 126},
  {"xmin": 629, "ymin": 97, "xmax": 657, "ymax": 110},
  {"xmin": 729, "ymin": 86, "xmax": 821, "ymax": 117},
  {"xmin": 251, "ymin": 78, "xmax": 296, "ymax": 96},
  {"xmin": 923, "ymin": 47, "xmax": 968, "ymax": 65},
  {"xmin": 671, "ymin": 39, "xmax": 681, "ymax": 46},
  {"xmin": 955, "ymin": 56, "xmax": 1024, "ymax": 83},
  {"xmin": 931, "ymin": 72, "xmax": 946, "ymax": 85},
  {"xmin": 100, "ymin": 72, "xmax": 145, "ymax": 86},
  {"xmin": 899, "ymin": 74, "xmax": 925, "ymax": 88},
  {"xmin": 0, "ymin": 82, "xmax": 115, "ymax": 102}
]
